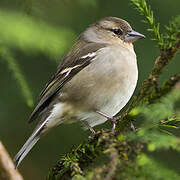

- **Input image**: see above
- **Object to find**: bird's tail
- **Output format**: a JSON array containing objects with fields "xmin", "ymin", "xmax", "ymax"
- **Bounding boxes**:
[{"xmin": 14, "ymin": 120, "xmax": 47, "ymax": 168}]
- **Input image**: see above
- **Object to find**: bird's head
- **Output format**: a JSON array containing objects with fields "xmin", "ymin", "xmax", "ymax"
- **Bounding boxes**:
[{"xmin": 83, "ymin": 17, "xmax": 145, "ymax": 45}]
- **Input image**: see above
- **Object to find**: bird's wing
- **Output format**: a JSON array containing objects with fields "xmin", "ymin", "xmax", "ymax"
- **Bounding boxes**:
[{"xmin": 28, "ymin": 40, "xmax": 107, "ymax": 123}]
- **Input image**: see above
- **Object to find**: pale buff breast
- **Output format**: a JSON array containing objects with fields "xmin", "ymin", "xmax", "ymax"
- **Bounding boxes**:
[{"xmin": 59, "ymin": 45, "xmax": 138, "ymax": 127}]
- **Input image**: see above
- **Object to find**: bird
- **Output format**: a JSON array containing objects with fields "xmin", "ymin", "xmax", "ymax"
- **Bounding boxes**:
[{"xmin": 14, "ymin": 16, "xmax": 145, "ymax": 167}]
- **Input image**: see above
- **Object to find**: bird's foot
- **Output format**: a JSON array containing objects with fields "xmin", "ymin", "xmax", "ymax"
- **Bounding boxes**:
[
  {"xmin": 88, "ymin": 126, "xmax": 96, "ymax": 140},
  {"xmin": 110, "ymin": 117, "xmax": 120, "ymax": 134},
  {"xmin": 81, "ymin": 120, "xmax": 97, "ymax": 140},
  {"xmin": 96, "ymin": 110, "xmax": 120, "ymax": 134},
  {"xmin": 88, "ymin": 130, "xmax": 103, "ymax": 141},
  {"xmin": 130, "ymin": 122, "xmax": 136, "ymax": 132}
]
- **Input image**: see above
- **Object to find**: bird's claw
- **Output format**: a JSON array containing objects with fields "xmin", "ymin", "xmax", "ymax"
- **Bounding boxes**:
[{"xmin": 130, "ymin": 122, "xmax": 136, "ymax": 132}]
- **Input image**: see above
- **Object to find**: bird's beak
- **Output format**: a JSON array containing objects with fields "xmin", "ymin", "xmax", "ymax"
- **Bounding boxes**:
[{"xmin": 124, "ymin": 30, "xmax": 145, "ymax": 43}]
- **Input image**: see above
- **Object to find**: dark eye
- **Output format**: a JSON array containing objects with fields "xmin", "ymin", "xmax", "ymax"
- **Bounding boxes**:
[{"xmin": 112, "ymin": 28, "xmax": 123, "ymax": 35}]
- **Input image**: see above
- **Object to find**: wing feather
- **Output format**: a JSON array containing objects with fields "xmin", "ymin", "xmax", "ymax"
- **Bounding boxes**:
[{"xmin": 28, "ymin": 40, "xmax": 107, "ymax": 123}]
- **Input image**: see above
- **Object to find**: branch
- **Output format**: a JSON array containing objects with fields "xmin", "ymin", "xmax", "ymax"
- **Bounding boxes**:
[
  {"xmin": 47, "ymin": 131, "xmax": 142, "ymax": 180},
  {"xmin": 128, "ymin": 0, "xmax": 180, "ymax": 109},
  {"xmin": 129, "ymin": 36, "xmax": 180, "ymax": 108},
  {"xmin": 0, "ymin": 141, "xmax": 23, "ymax": 180},
  {"xmin": 131, "ymin": 0, "xmax": 164, "ymax": 48}
]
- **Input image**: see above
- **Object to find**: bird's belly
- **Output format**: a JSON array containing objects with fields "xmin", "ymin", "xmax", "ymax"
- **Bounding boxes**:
[{"xmin": 75, "ymin": 72, "xmax": 138, "ymax": 127}]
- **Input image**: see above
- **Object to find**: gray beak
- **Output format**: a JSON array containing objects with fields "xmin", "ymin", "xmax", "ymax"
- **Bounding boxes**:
[{"xmin": 124, "ymin": 30, "xmax": 145, "ymax": 43}]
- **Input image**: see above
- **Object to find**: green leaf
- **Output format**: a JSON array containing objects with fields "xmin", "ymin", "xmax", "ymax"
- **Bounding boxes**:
[
  {"xmin": 129, "ymin": 90, "xmax": 180, "ymax": 151},
  {"xmin": 131, "ymin": 0, "xmax": 164, "ymax": 49}
]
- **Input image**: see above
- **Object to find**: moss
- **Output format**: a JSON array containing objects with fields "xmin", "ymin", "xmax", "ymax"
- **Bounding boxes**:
[{"xmin": 47, "ymin": 129, "xmax": 144, "ymax": 180}]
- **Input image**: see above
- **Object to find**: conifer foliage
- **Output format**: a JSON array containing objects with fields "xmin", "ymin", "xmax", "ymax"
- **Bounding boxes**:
[{"xmin": 0, "ymin": 0, "xmax": 179, "ymax": 179}]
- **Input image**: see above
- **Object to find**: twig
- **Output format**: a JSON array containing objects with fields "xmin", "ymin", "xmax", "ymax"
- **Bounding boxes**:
[
  {"xmin": 0, "ymin": 141, "xmax": 23, "ymax": 180},
  {"xmin": 128, "ymin": 35, "xmax": 180, "ymax": 111}
]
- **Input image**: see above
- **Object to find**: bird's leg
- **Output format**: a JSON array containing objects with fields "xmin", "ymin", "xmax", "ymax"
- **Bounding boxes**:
[
  {"xmin": 86, "ymin": 123, "xmax": 96, "ymax": 135},
  {"xmin": 81, "ymin": 121, "xmax": 96, "ymax": 139},
  {"xmin": 130, "ymin": 122, "xmax": 136, "ymax": 132},
  {"xmin": 96, "ymin": 110, "xmax": 120, "ymax": 134}
]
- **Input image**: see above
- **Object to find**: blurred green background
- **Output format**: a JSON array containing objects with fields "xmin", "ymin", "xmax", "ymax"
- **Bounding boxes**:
[{"xmin": 0, "ymin": 0, "xmax": 179, "ymax": 179}]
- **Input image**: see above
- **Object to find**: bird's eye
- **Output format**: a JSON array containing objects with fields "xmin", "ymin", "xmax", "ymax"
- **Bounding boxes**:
[{"xmin": 112, "ymin": 28, "xmax": 123, "ymax": 35}]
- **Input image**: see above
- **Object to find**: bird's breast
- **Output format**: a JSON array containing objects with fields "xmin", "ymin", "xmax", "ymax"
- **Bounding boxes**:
[{"xmin": 62, "ymin": 45, "xmax": 138, "ymax": 126}]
